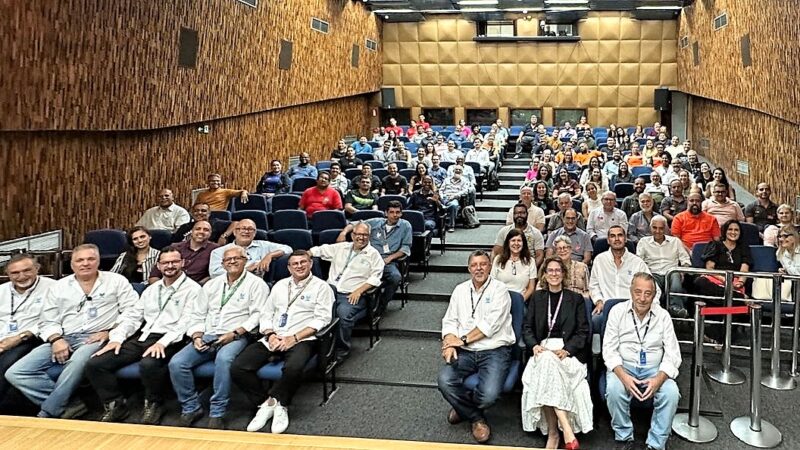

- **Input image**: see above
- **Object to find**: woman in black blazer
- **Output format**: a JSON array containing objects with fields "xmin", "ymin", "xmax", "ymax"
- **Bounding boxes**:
[{"xmin": 520, "ymin": 256, "xmax": 592, "ymax": 450}]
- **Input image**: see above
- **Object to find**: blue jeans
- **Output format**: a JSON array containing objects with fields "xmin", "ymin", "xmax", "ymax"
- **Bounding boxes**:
[
  {"xmin": 605, "ymin": 364, "xmax": 680, "ymax": 450},
  {"xmin": 168, "ymin": 336, "xmax": 248, "ymax": 418},
  {"xmin": 437, "ymin": 346, "xmax": 512, "ymax": 423},
  {"xmin": 379, "ymin": 262, "xmax": 401, "ymax": 311},
  {"xmin": 423, "ymin": 219, "xmax": 436, "ymax": 231},
  {"xmin": 445, "ymin": 200, "xmax": 459, "ymax": 228},
  {"xmin": 5, "ymin": 333, "xmax": 101, "ymax": 417},
  {"xmin": 334, "ymin": 290, "xmax": 367, "ymax": 356}
]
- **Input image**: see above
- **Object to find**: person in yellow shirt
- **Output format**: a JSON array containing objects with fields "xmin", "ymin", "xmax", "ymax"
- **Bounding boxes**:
[{"xmin": 195, "ymin": 173, "xmax": 249, "ymax": 211}]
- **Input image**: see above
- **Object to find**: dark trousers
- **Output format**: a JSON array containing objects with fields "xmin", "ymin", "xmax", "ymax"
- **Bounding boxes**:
[
  {"xmin": 230, "ymin": 339, "xmax": 316, "ymax": 407},
  {"xmin": 0, "ymin": 339, "xmax": 39, "ymax": 409},
  {"xmin": 85, "ymin": 333, "xmax": 182, "ymax": 404}
]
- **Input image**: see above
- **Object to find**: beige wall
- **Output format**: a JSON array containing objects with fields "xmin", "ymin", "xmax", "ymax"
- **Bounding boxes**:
[{"xmin": 382, "ymin": 12, "xmax": 678, "ymax": 126}]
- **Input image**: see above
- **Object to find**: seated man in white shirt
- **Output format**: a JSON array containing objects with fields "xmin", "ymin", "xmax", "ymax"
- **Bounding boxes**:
[
  {"xmin": 441, "ymin": 140, "xmax": 465, "ymax": 163},
  {"xmin": 136, "ymin": 188, "xmax": 191, "ymax": 232},
  {"xmin": 636, "ymin": 216, "xmax": 691, "ymax": 318},
  {"xmin": 168, "ymin": 245, "xmax": 268, "ymax": 430},
  {"xmin": 505, "ymin": 186, "xmax": 546, "ymax": 232},
  {"xmin": 209, "ymin": 219, "xmax": 291, "ymax": 278},
  {"xmin": 85, "ymin": 246, "xmax": 205, "ymax": 424},
  {"xmin": 0, "ymin": 254, "xmax": 57, "ymax": 411},
  {"xmin": 438, "ymin": 250, "xmax": 515, "ymax": 444},
  {"xmin": 310, "ymin": 222, "xmax": 384, "ymax": 363},
  {"xmin": 232, "ymin": 250, "xmax": 334, "ymax": 435},
  {"xmin": 589, "ymin": 226, "xmax": 656, "ymax": 333},
  {"xmin": 587, "ymin": 191, "xmax": 629, "ymax": 241},
  {"xmin": 6, "ymin": 244, "xmax": 139, "ymax": 419},
  {"xmin": 603, "ymin": 272, "xmax": 681, "ymax": 450},
  {"xmin": 447, "ymin": 156, "xmax": 477, "ymax": 206}
]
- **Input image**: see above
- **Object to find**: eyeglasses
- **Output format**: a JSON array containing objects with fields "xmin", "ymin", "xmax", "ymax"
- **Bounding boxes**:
[
  {"xmin": 222, "ymin": 256, "xmax": 246, "ymax": 263},
  {"xmin": 236, "ymin": 227, "xmax": 256, "ymax": 232},
  {"xmin": 778, "ymin": 234, "xmax": 792, "ymax": 239}
]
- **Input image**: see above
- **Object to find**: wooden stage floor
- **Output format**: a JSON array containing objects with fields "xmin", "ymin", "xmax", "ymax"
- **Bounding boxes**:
[{"xmin": 0, "ymin": 416, "xmax": 531, "ymax": 449}]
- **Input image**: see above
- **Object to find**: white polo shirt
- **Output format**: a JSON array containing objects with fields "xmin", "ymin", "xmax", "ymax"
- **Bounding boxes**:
[
  {"xmin": 260, "ymin": 275, "xmax": 334, "ymax": 341},
  {"xmin": 188, "ymin": 271, "xmax": 268, "ymax": 336},
  {"xmin": 310, "ymin": 242, "xmax": 384, "ymax": 293}
]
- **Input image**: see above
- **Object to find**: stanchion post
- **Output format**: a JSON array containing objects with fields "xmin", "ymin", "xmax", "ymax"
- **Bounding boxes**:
[
  {"xmin": 762, "ymin": 273, "xmax": 796, "ymax": 390},
  {"xmin": 730, "ymin": 303, "xmax": 782, "ymax": 448},
  {"xmin": 791, "ymin": 280, "xmax": 800, "ymax": 378},
  {"xmin": 707, "ymin": 271, "xmax": 746, "ymax": 385},
  {"xmin": 672, "ymin": 301, "xmax": 717, "ymax": 443}
]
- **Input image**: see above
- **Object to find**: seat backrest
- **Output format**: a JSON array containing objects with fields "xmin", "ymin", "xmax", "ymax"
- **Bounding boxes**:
[
  {"xmin": 311, "ymin": 210, "xmax": 347, "ymax": 233},
  {"xmin": 403, "ymin": 210, "xmax": 426, "ymax": 233},
  {"xmin": 691, "ymin": 242, "xmax": 707, "ymax": 268},
  {"xmin": 268, "ymin": 254, "xmax": 324, "ymax": 284},
  {"xmin": 392, "ymin": 161, "xmax": 409, "ymax": 170},
  {"xmin": 377, "ymin": 195, "xmax": 408, "ymax": 211},
  {"xmin": 209, "ymin": 210, "xmax": 232, "ymax": 221},
  {"xmin": 465, "ymin": 161, "xmax": 481, "ymax": 175},
  {"xmin": 291, "ymin": 177, "xmax": 317, "ymax": 193},
  {"xmin": 614, "ymin": 182, "xmax": 635, "ymax": 199},
  {"xmin": 350, "ymin": 210, "xmax": 384, "ymax": 221},
  {"xmin": 345, "ymin": 168, "xmax": 362, "ymax": 180},
  {"xmin": 359, "ymin": 153, "xmax": 375, "ymax": 161},
  {"xmin": 365, "ymin": 160, "xmax": 384, "ymax": 169},
  {"xmin": 599, "ymin": 298, "xmax": 627, "ymax": 340},
  {"xmin": 271, "ymin": 194, "xmax": 301, "ymax": 212},
  {"xmin": 272, "ymin": 209, "xmax": 308, "ymax": 230},
  {"xmin": 405, "ymin": 143, "xmax": 419, "ymax": 154},
  {"xmin": 232, "ymin": 210, "xmax": 269, "ymax": 231},
  {"xmin": 270, "ymin": 229, "xmax": 313, "ymax": 251},
  {"xmin": 631, "ymin": 166, "xmax": 652, "ymax": 177},
  {"xmin": 148, "ymin": 229, "xmax": 173, "ymax": 251},
  {"xmin": 84, "ymin": 229, "xmax": 128, "ymax": 256},
  {"xmin": 593, "ymin": 238, "xmax": 610, "ymax": 256},
  {"xmin": 318, "ymin": 229, "xmax": 343, "ymax": 245},
  {"xmin": 461, "ymin": 141, "xmax": 474, "ymax": 149},
  {"xmin": 373, "ymin": 168, "xmax": 389, "ymax": 180},
  {"xmin": 750, "ymin": 245, "xmax": 779, "ymax": 272},
  {"xmin": 739, "ymin": 222, "xmax": 762, "ymax": 246},
  {"xmin": 584, "ymin": 297, "xmax": 594, "ymax": 337},
  {"xmin": 440, "ymin": 161, "xmax": 454, "ymax": 171},
  {"xmin": 368, "ymin": 141, "xmax": 381, "ymax": 148},
  {"xmin": 399, "ymin": 168, "xmax": 416, "ymax": 180},
  {"xmin": 317, "ymin": 160, "xmax": 332, "ymax": 171},
  {"xmin": 231, "ymin": 193, "xmax": 267, "ymax": 213}
]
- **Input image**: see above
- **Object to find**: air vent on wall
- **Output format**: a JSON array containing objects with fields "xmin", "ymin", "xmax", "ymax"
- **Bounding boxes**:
[
  {"xmin": 713, "ymin": 11, "xmax": 728, "ymax": 30},
  {"xmin": 366, "ymin": 39, "xmax": 378, "ymax": 51},
  {"xmin": 278, "ymin": 40, "xmax": 293, "ymax": 70},
  {"xmin": 178, "ymin": 27, "xmax": 199, "ymax": 68},
  {"xmin": 741, "ymin": 34, "xmax": 752, "ymax": 68},
  {"xmin": 311, "ymin": 17, "xmax": 330, "ymax": 34},
  {"xmin": 692, "ymin": 41, "xmax": 700, "ymax": 66}
]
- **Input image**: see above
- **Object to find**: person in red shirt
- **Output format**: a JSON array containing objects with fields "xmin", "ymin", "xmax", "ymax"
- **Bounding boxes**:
[
  {"xmin": 417, "ymin": 114, "xmax": 430, "ymax": 130},
  {"xmin": 406, "ymin": 120, "xmax": 419, "ymax": 139},
  {"xmin": 299, "ymin": 172, "xmax": 343, "ymax": 219},
  {"xmin": 385, "ymin": 118, "xmax": 404, "ymax": 137},
  {"xmin": 671, "ymin": 192, "xmax": 721, "ymax": 250}
]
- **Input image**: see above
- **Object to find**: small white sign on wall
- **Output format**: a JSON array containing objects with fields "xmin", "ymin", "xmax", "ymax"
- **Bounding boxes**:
[{"xmin": 735, "ymin": 160, "xmax": 749, "ymax": 176}]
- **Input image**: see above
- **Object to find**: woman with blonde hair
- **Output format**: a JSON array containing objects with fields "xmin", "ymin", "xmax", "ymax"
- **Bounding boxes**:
[
  {"xmin": 551, "ymin": 236, "xmax": 590, "ymax": 298},
  {"xmin": 764, "ymin": 204, "xmax": 796, "ymax": 247}
]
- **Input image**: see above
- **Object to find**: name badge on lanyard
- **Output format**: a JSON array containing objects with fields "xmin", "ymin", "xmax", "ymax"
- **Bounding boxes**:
[
  {"xmin": 8, "ymin": 320, "xmax": 18, "ymax": 333},
  {"xmin": 640, "ymin": 349, "xmax": 647, "ymax": 365},
  {"xmin": 278, "ymin": 313, "xmax": 288, "ymax": 328},
  {"xmin": 88, "ymin": 307, "xmax": 98, "ymax": 319}
]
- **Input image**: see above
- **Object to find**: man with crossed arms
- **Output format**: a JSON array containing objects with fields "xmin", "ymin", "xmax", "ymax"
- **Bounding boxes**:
[
  {"xmin": 232, "ymin": 250, "xmax": 334, "ymax": 434},
  {"xmin": 85, "ymin": 246, "xmax": 206, "ymax": 424}
]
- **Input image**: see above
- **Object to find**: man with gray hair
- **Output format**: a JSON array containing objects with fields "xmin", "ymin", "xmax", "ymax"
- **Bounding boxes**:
[
  {"xmin": 505, "ymin": 186, "xmax": 545, "ymax": 232},
  {"xmin": 208, "ymin": 218, "xmax": 291, "ymax": 278},
  {"xmin": 311, "ymin": 221, "xmax": 384, "ymax": 363},
  {"xmin": 548, "ymin": 193, "xmax": 587, "ymax": 232},
  {"xmin": 6, "ymin": 244, "xmax": 138, "ymax": 419},
  {"xmin": 636, "ymin": 216, "xmax": 691, "ymax": 318},
  {"xmin": 0, "ymin": 254, "xmax": 57, "ymax": 411},
  {"xmin": 587, "ymin": 191, "xmax": 628, "ymax": 241}
]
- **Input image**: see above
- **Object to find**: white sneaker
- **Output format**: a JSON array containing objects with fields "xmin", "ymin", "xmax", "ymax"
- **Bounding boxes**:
[
  {"xmin": 271, "ymin": 404, "xmax": 289, "ymax": 434},
  {"xmin": 246, "ymin": 400, "xmax": 276, "ymax": 432}
]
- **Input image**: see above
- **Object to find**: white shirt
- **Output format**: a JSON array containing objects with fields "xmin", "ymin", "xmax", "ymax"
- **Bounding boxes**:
[
  {"xmin": 188, "ymin": 271, "xmax": 268, "ymax": 336},
  {"xmin": 209, "ymin": 241, "xmax": 293, "ymax": 278},
  {"xmin": 447, "ymin": 164, "xmax": 476, "ymax": 189},
  {"xmin": 39, "ymin": 272, "xmax": 139, "ymax": 339},
  {"xmin": 260, "ymin": 275, "xmax": 334, "ymax": 341},
  {"xmin": 136, "ymin": 203, "xmax": 191, "ymax": 232},
  {"xmin": 441, "ymin": 277, "xmax": 516, "ymax": 351},
  {"xmin": 494, "ymin": 224, "xmax": 545, "ymax": 251},
  {"xmin": 779, "ymin": 248, "xmax": 800, "ymax": 276},
  {"xmin": 310, "ymin": 242, "xmax": 384, "ymax": 293},
  {"xmin": 465, "ymin": 149, "xmax": 490, "ymax": 168},
  {"xmin": 491, "ymin": 257, "xmax": 536, "ymax": 295},
  {"xmin": 109, "ymin": 273, "xmax": 205, "ymax": 347},
  {"xmin": 587, "ymin": 208, "xmax": 629, "ymax": 240},
  {"xmin": 589, "ymin": 250, "xmax": 657, "ymax": 304},
  {"xmin": 505, "ymin": 204, "xmax": 546, "ymax": 230},
  {"xmin": 0, "ymin": 277, "xmax": 57, "ymax": 339},
  {"xmin": 330, "ymin": 174, "xmax": 349, "ymax": 194},
  {"xmin": 603, "ymin": 301, "xmax": 681, "ymax": 379},
  {"xmin": 440, "ymin": 149, "xmax": 465, "ymax": 163},
  {"xmin": 636, "ymin": 236, "xmax": 691, "ymax": 275}
]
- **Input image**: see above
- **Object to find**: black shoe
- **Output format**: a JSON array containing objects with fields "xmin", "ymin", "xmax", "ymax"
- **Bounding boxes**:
[
  {"xmin": 614, "ymin": 440, "xmax": 636, "ymax": 450},
  {"xmin": 668, "ymin": 306, "xmax": 688, "ymax": 319},
  {"xmin": 179, "ymin": 407, "xmax": 205, "ymax": 427},
  {"xmin": 61, "ymin": 399, "xmax": 89, "ymax": 419},
  {"xmin": 208, "ymin": 417, "xmax": 225, "ymax": 430},
  {"xmin": 140, "ymin": 400, "xmax": 164, "ymax": 425},
  {"xmin": 334, "ymin": 351, "xmax": 349, "ymax": 366},
  {"xmin": 100, "ymin": 400, "xmax": 130, "ymax": 422}
]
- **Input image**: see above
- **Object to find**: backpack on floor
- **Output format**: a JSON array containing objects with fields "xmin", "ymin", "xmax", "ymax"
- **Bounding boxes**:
[
  {"xmin": 461, "ymin": 205, "xmax": 481, "ymax": 228},
  {"xmin": 486, "ymin": 171, "xmax": 500, "ymax": 191}
]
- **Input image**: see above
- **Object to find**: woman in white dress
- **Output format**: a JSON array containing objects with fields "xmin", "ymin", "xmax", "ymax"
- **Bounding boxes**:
[
  {"xmin": 491, "ymin": 229, "xmax": 537, "ymax": 301},
  {"xmin": 521, "ymin": 257, "xmax": 592, "ymax": 449}
]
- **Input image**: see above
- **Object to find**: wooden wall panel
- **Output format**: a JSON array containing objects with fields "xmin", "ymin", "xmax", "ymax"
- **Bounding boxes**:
[
  {"xmin": 0, "ymin": 95, "xmax": 371, "ymax": 244},
  {"xmin": 691, "ymin": 97, "xmax": 796, "ymax": 205},
  {"xmin": 678, "ymin": 1, "xmax": 800, "ymax": 124},
  {"xmin": 0, "ymin": 0, "xmax": 381, "ymax": 131},
  {"xmin": 382, "ymin": 12, "xmax": 678, "ymax": 126}
]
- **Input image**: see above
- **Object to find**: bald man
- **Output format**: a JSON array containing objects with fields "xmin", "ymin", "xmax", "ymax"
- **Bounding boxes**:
[{"xmin": 136, "ymin": 188, "xmax": 191, "ymax": 232}]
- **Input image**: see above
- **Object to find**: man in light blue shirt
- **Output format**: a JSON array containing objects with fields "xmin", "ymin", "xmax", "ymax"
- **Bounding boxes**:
[
  {"xmin": 209, "ymin": 220, "xmax": 291, "ymax": 278},
  {"xmin": 351, "ymin": 136, "xmax": 373, "ymax": 155},
  {"xmin": 287, "ymin": 152, "xmax": 318, "ymax": 182}
]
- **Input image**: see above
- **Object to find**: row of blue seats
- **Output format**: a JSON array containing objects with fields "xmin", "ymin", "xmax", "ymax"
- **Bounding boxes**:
[{"xmin": 391, "ymin": 125, "xmax": 654, "ymax": 137}]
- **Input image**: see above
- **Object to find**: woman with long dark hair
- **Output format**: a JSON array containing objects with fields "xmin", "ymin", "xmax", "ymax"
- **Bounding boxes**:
[
  {"xmin": 521, "ymin": 256, "xmax": 592, "ymax": 449},
  {"xmin": 111, "ymin": 226, "xmax": 160, "ymax": 284},
  {"xmin": 255, "ymin": 160, "xmax": 291, "ymax": 197},
  {"xmin": 409, "ymin": 163, "xmax": 432, "ymax": 193},
  {"xmin": 610, "ymin": 162, "xmax": 633, "ymax": 190},
  {"xmin": 705, "ymin": 167, "xmax": 736, "ymax": 201},
  {"xmin": 491, "ymin": 229, "xmax": 537, "ymax": 301},
  {"xmin": 532, "ymin": 181, "xmax": 556, "ymax": 215},
  {"xmin": 694, "ymin": 219, "xmax": 751, "ymax": 300}
]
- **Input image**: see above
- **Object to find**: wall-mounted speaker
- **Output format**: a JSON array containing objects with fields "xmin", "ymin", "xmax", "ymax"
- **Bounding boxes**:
[
  {"xmin": 654, "ymin": 88, "xmax": 671, "ymax": 111},
  {"xmin": 178, "ymin": 27, "xmax": 199, "ymax": 68},
  {"xmin": 692, "ymin": 41, "xmax": 700, "ymax": 66},
  {"xmin": 381, "ymin": 88, "xmax": 396, "ymax": 108},
  {"xmin": 278, "ymin": 40, "xmax": 293, "ymax": 70},
  {"xmin": 741, "ymin": 34, "xmax": 752, "ymax": 67}
]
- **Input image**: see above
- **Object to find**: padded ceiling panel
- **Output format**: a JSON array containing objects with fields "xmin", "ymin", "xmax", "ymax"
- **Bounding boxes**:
[{"xmin": 382, "ymin": 12, "xmax": 678, "ymax": 125}]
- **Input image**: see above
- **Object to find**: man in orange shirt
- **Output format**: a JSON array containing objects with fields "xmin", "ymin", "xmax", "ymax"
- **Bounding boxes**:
[
  {"xmin": 671, "ymin": 192, "xmax": 720, "ymax": 250},
  {"xmin": 573, "ymin": 142, "xmax": 603, "ymax": 167},
  {"xmin": 299, "ymin": 172, "xmax": 343, "ymax": 219},
  {"xmin": 195, "ymin": 173, "xmax": 249, "ymax": 211},
  {"xmin": 624, "ymin": 142, "xmax": 645, "ymax": 168}
]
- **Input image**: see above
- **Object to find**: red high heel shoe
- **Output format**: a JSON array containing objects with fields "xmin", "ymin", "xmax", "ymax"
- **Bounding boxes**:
[{"xmin": 564, "ymin": 438, "xmax": 580, "ymax": 450}]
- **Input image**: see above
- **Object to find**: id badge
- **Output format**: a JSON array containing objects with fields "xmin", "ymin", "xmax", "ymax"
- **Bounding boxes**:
[
  {"xmin": 278, "ymin": 313, "xmax": 288, "ymax": 328},
  {"xmin": 88, "ymin": 307, "xmax": 98, "ymax": 319},
  {"xmin": 639, "ymin": 349, "xmax": 647, "ymax": 365},
  {"xmin": 8, "ymin": 320, "xmax": 18, "ymax": 333},
  {"xmin": 463, "ymin": 318, "xmax": 476, "ymax": 334},
  {"xmin": 210, "ymin": 314, "xmax": 220, "ymax": 328},
  {"xmin": 383, "ymin": 244, "xmax": 391, "ymax": 254}
]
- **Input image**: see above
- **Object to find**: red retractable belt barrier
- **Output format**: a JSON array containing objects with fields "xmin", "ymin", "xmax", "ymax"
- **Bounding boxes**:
[{"xmin": 700, "ymin": 306, "xmax": 750, "ymax": 316}]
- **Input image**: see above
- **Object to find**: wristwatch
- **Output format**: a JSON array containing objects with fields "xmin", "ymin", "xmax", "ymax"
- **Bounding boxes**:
[{"xmin": 460, "ymin": 335, "xmax": 468, "ymax": 346}]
